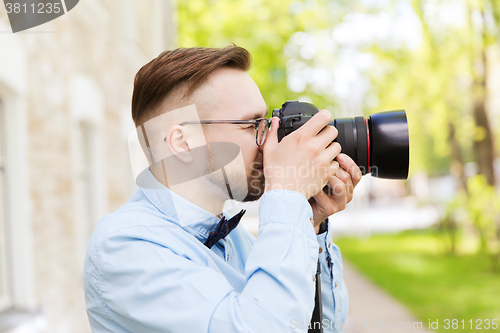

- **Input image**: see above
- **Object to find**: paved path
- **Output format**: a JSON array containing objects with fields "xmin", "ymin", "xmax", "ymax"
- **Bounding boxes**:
[{"xmin": 342, "ymin": 261, "xmax": 430, "ymax": 333}]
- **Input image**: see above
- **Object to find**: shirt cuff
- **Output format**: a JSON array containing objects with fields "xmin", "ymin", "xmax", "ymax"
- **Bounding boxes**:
[{"xmin": 258, "ymin": 189, "xmax": 317, "ymax": 241}]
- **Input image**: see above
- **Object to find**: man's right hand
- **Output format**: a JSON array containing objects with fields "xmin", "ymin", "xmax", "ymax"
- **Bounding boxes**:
[{"xmin": 262, "ymin": 109, "xmax": 341, "ymax": 199}]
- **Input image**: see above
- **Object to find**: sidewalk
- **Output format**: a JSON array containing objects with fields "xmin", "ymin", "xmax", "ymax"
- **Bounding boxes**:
[{"xmin": 342, "ymin": 261, "xmax": 430, "ymax": 333}]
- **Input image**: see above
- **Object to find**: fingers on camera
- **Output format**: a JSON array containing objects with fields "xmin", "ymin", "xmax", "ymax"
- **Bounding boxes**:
[
  {"xmin": 328, "ymin": 177, "xmax": 347, "ymax": 208},
  {"xmin": 336, "ymin": 167, "xmax": 351, "ymax": 184},
  {"xmin": 338, "ymin": 153, "xmax": 362, "ymax": 185},
  {"xmin": 300, "ymin": 109, "xmax": 332, "ymax": 137},
  {"xmin": 316, "ymin": 125, "xmax": 338, "ymax": 148},
  {"xmin": 329, "ymin": 161, "xmax": 340, "ymax": 177},
  {"xmin": 324, "ymin": 142, "xmax": 341, "ymax": 163}
]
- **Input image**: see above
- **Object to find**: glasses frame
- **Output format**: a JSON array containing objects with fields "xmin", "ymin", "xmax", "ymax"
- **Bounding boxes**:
[{"xmin": 179, "ymin": 118, "xmax": 271, "ymax": 147}]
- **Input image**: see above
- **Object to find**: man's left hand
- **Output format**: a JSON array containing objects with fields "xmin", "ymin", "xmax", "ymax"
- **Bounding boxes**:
[{"xmin": 308, "ymin": 153, "xmax": 363, "ymax": 234}]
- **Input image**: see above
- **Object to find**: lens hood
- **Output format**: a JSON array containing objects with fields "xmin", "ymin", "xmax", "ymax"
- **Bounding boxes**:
[{"xmin": 369, "ymin": 111, "xmax": 409, "ymax": 179}]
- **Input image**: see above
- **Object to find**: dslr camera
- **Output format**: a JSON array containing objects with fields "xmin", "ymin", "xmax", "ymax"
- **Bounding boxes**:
[{"xmin": 272, "ymin": 101, "xmax": 409, "ymax": 180}]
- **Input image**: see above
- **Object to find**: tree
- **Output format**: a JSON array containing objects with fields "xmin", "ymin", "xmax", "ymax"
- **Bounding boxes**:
[
  {"xmin": 176, "ymin": 0, "xmax": 352, "ymax": 113},
  {"xmin": 469, "ymin": 0, "xmax": 498, "ymax": 186}
]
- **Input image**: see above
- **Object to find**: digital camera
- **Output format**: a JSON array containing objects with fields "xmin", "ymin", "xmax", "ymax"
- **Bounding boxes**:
[{"xmin": 272, "ymin": 101, "xmax": 409, "ymax": 180}]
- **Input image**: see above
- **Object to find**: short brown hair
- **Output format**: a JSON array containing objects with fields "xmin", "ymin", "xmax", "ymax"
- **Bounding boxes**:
[{"xmin": 131, "ymin": 45, "xmax": 252, "ymax": 127}]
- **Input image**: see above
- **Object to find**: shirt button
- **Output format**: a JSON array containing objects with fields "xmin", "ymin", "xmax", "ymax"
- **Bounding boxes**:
[
  {"xmin": 335, "ymin": 282, "xmax": 338, "ymax": 288},
  {"xmin": 312, "ymin": 275, "xmax": 316, "ymax": 282},
  {"xmin": 319, "ymin": 247, "xmax": 323, "ymax": 254},
  {"xmin": 226, "ymin": 254, "xmax": 229, "ymax": 261},
  {"xmin": 338, "ymin": 310, "xmax": 341, "ymax": 313},
  {"xmin": 328, "ymin": 242, "xmax": 331, "ymax": 247}
]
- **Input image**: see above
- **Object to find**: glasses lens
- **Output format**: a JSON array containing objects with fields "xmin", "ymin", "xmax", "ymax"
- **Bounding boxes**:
[{"xmin": 257, "ymin": 119, "xmax": 269, "ymax": 146}]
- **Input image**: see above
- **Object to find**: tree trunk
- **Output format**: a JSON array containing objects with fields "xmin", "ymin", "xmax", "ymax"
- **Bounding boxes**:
[
  {"xmin": 472, "ymin": 9, "xmax": 496, "ymax": 186},
  {"xmin": 448, "ymin": 121, "xmax": 469, "ymax": 194}
]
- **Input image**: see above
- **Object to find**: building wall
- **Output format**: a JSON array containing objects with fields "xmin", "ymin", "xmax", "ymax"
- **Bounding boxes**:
[{"xmin": 0, "ymin": 1, "xmax": 175, "ymax": 332}]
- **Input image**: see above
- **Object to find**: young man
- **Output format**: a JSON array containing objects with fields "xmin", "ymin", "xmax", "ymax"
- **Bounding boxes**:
[{"xmin": 83, "ymin": 45, "xmax": 362, "ymax": 332}]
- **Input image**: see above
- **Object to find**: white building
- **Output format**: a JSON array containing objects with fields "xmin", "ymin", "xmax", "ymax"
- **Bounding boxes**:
[{"xmin": 0, "ymin": 1, "xmax": 175, "ymax": 331}]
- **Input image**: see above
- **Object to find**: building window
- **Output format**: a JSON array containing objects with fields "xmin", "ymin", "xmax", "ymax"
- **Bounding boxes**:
[
  {"xmin": 0, "ymin": 100, "xmax": 12, "ymax": 312},
  {"xmin": 69, "ymin": 75, "xmax": 107, "ymax": 270}
]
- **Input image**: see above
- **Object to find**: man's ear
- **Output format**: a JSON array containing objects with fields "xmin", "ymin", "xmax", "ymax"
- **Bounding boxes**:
[{"xmin": 165, "ymin": 125, "xmax": 193, "ymax": 164}]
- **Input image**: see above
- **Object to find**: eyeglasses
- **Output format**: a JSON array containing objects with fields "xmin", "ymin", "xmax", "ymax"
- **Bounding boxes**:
[{"xmin": 179, "ymin": 118, "xmax": 271, "ymax": 146}]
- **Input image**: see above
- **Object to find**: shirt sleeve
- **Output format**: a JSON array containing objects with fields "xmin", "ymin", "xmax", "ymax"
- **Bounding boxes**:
[
  {"xmin": 89, "ymin": 190, "xmax": 320, "ymax": 333},
  {"xmin": 316, "ymin": 217, "xmax": 349, "ymax": 332}
]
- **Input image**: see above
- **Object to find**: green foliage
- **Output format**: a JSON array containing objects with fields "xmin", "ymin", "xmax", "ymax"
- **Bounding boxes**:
[
  {"xmin": 352, "ymin": 0, "xmax": 499, "ymax": 176},
  {"xmin": 176, "ymin": 0, "xmax": 339, "ymax": 114},
  {"xmin": 336, "ymin": 230, "xmax": 500, "ymax": 332},
  {"xmin": 439, "ymin": 175, "xmax": 500, "ymax": 269},
  {"xmin": 466, "ymin": 175, "xmax": 500, "ymax": 260},
  {"xmin": 363, "ymin": 0, "xmax": 485, "ymax": 175},
  {"xmin": 176, "ymin": 0, "xmax": 500, "ymax": 177},
  {"xmin": 439, "ymin": 192, "xmax": 469, "ymax": 254}
]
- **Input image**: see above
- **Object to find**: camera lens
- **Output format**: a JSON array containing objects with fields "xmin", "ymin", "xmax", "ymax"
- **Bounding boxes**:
[
  {"xmin": 274, "ymin": 101, "xmax": 409, "ymax": 180},
  {"xmin": 332, "ymin": 111, "xmax": 409, "ymax": 179}
]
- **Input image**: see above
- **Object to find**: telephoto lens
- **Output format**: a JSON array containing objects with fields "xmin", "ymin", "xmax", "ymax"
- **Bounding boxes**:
[{"xmin": 272, "ymin": 101, "xmax": 409, "ymax": 180}]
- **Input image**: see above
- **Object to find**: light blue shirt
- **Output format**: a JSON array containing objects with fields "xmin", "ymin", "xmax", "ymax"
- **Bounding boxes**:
[{"xmin": 83, "ymin": 169, "xmax": 348, "ymax": 332}]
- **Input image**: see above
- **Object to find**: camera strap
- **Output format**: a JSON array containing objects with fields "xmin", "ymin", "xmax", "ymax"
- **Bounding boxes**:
[{"xmin": 308, "ymin": 259, "xmax": 324, "ymax": 333}]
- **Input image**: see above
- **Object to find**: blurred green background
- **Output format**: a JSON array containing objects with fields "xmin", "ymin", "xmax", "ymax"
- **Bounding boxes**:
[{"xmin": 178, "ymin": 0, "xmax": 500, "ymax": 331}]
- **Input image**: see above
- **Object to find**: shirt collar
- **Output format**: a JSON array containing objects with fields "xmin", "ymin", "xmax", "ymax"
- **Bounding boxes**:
[{"xmin": 138, "ymin": 167, "xmax": 231, "ymax": 243}]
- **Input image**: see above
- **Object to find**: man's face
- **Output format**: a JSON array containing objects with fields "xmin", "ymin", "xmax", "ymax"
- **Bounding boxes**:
[{"xmin": 195, "ymin": 67, "xmax": 268, "ymax": 202}]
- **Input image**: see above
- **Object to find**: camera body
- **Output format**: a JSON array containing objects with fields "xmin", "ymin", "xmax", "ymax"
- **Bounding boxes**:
[{"xmin": 272, "ymin": 101, "xmax": 409, "ymax": 180}]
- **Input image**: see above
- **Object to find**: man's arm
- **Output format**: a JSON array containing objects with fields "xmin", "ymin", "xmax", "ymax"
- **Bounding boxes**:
[{"xmin": 85, "ymin": 190, "xmax": 320, "ymax": 332}]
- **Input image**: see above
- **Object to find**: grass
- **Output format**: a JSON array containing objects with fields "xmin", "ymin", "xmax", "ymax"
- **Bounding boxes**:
[{"xmin": 335, "ymin": 229, "xmax": 500, "ymax": 332}]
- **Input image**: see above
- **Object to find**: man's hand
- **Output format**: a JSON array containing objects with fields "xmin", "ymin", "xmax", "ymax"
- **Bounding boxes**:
[
  {"xmin": 308, "ymin": 153, "xmax": 362, "ymax": 234},
  {"xmin": 263, "ymin": 111, "xmax": 341, "ymax": 199}
]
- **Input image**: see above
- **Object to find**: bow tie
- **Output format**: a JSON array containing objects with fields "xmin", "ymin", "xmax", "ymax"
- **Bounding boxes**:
[{"xmin": 204, "ymin": 209, "xmax": 246, "ymax": 249}]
